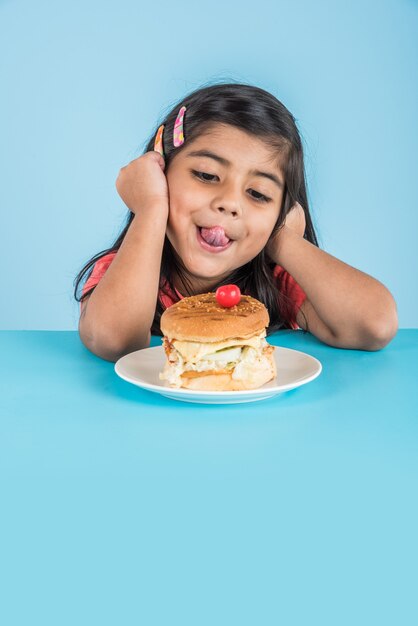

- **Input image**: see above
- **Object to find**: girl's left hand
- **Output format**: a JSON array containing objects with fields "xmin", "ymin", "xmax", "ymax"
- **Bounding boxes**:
[
  {"xmin": 266, "ymin": 201, "xmax": 306, "ymax": 261},
  {"xmin": 282, "ymin": 201, "xmax": 306, "ymax": 237}
]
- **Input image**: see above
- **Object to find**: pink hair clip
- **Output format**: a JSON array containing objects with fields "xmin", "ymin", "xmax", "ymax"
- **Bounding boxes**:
[{"xmin": 173, "ymin": 106, "xmax": 187, "ymax": 147}]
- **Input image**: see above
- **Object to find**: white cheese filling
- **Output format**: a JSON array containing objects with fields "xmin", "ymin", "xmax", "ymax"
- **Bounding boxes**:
[
  {"xmin": 160, "ymin": 339, "xmax": 271, "ymax": 387},
  {"xmin": 172, "ymin": 331, "xmax": 267, "ymax": 363}
]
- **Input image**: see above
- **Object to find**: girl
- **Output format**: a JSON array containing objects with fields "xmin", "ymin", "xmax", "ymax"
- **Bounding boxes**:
[{"xmin": 74, "ymin": 82, "xmax": 398, "ymax": 362}]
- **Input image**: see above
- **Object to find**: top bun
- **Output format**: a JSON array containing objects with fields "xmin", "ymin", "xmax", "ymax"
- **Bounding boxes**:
[{"xmin": 160, "ymin": 292, "xmax": 270, "ymax": 342}]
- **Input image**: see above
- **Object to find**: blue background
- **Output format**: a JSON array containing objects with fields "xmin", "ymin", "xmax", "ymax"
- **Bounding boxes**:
[{"xmin": 1, "ymin": 0, "xmax": 417, "ymax": 329}]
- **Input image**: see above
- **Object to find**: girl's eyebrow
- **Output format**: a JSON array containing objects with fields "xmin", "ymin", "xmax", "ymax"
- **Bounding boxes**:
[{"xmin": 185, "ymin": 149, "xmax": 284, "ymax": 190}]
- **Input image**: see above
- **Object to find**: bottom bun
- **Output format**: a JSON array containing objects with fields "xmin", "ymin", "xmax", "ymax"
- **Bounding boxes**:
[{"xmin": 179, "ymin": 353, "xmax": 276, "ymax": 391}]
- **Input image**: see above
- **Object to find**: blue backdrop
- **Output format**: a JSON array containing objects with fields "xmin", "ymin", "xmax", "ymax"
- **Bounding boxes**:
[{"xmin": 1, "ymin": 0, "xmax": 417, "ymax": 329}]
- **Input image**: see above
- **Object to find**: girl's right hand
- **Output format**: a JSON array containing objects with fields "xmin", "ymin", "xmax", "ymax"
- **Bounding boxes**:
[{"xmin": 115, "ymin": 151, "xmax": 169, "ymax": 216}]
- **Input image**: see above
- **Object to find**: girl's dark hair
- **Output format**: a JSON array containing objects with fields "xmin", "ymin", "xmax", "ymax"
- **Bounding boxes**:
[{"xmin": 74, "ymin": 81, "xmax": 319, "ymax": 335}]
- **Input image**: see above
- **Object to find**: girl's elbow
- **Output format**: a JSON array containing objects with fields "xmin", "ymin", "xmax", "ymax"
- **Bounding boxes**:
[
  {"xmin": 79, "ymin": 318, "xmax": 151, "ymax": 362},
  {"xmin": 364, "ymin": 307, "xmax": 399, "ymax": 351}
]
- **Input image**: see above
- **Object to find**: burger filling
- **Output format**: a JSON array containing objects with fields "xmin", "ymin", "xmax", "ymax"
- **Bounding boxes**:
[{"xmin": 160, "ymin": 331, "xmax": 274, "ymax": 387}]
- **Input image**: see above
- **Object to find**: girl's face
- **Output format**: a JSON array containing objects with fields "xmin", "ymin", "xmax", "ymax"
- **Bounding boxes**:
[{"xmin": 165, "ymin": 123, "xmax": 285, "ymax": 293}]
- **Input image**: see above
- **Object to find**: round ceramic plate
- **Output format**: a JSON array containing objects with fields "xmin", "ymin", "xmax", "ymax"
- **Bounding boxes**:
[{"xmin": 114, "ymin": 345, "xmax": 322, "ymax": 404}]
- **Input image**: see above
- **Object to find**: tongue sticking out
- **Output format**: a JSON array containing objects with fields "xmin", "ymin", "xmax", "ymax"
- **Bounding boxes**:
[{"xmin": 200, "ymin": 226, "xmax": 230, "ymax": 247}]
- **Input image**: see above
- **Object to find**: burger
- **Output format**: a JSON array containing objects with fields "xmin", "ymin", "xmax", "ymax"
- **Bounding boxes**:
[{"xmin": 159, "ymin": 289, "xmax": 276, "ymax": 391}]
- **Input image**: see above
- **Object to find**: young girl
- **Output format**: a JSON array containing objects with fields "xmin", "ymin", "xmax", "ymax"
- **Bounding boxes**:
[{"xmin": 74, "ymin": 82, "xmax": 398, "ymax": 362}]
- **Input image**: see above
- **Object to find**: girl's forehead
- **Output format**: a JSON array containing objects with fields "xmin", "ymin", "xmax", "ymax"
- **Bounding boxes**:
[
  {"xmin": 179, "ymin": 124, "xmax": 285, "ymax": 175},
  {"xmin": 193, "ymin": 123, "xmax": 271, "ymax": 148}
]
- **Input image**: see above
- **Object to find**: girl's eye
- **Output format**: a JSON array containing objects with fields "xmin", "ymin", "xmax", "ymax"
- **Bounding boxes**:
[
  {"xmin": 193, "ymin": 170, "xmax": 216, "ymax": 182},
  {"xmin": 191, "ymin": 170, "xmax": 271, "ymax": 203},
  {"xmin": 248, "ymin": 189, "xmax": 270, "ymax": 203}
]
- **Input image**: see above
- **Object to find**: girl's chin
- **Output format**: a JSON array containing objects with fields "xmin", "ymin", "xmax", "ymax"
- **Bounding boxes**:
[
  {"xmin": 167, "ymin": 230, "xmax": 242, "ymax": 287},
  {"xmin": 182, "ymin": 264, "xmax": 228, "ymax": 284},
  {"xmin": 178, "ymin": 257, "xmax": 232, "ymax": 288}
]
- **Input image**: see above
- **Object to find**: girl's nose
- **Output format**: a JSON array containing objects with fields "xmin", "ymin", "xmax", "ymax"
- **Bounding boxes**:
[
  {"xmin": 216, "ymin": 206, "xmax": 239, "ymax": 218},
  {"xmin": 213, "ymin": 193, "xmax": 242, "ymax": 218}
]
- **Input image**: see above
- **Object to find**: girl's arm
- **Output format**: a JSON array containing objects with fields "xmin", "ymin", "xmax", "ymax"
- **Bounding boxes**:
[
  {"xmin": 79, "ymin": 152, "xmax": 169, "ymax": 362},
  {"xmin": 79, "ymin": 208, "xmax": 168, "ymax": 361},
  {"xmin": 267, "ymin": 206, "xmax": 398, "ymax": 351}
]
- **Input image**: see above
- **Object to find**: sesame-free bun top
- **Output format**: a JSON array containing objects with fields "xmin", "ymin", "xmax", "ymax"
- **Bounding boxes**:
[{"xmin": 160, "ymin": 292, "xmax": 270, "ymax": 342}]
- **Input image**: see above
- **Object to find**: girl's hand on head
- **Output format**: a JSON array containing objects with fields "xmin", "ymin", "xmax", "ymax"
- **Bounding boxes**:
[
  {"xmin": 266, "ymin": 202, "xmax": 306, "ymax": 262},
  {"xmin": 115, "ymin": 151, "xmax": 169, "ymax": 216},
  {"xmin": 282, "ymin": 201, "xmax": 306, "ymax": 237}
]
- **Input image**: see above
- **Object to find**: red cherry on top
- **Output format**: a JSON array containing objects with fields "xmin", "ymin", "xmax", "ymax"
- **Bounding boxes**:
[{"xmin": 215, "ymin": 284, "xmax": 241, "ymax": 308}]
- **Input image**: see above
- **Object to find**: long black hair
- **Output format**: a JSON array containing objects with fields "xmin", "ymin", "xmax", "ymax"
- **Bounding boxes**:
[{"xmin": 74, "ymin": 81, "xmax": 319, "ymax": 335}]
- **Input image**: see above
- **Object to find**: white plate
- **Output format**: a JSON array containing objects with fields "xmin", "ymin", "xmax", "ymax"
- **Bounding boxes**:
[{"xmin": 114, "ymin": 345, "xmax": 322, "ymax": 404}]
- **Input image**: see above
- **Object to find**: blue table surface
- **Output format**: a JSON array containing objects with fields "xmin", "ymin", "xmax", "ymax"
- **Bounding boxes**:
[{"xmin": 1, "ymin": 329, "xmax": 417, "ymax": 626}]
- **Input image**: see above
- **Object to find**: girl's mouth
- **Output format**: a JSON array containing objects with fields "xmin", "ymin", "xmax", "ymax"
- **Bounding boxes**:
[{"xmin": 196, "ymin": 225, "xmax": 234, "ymax": 253}]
